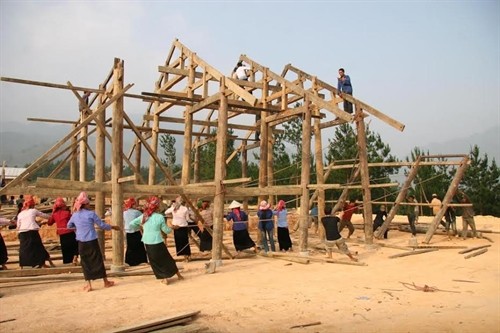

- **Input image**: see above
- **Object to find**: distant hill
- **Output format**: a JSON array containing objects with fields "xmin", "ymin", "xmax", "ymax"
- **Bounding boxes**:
[{"xmin": 421, "ymin": 125, "xmax": 500, "ymax": 163}]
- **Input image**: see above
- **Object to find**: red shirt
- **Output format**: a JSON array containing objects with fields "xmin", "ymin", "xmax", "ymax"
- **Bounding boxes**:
[
  {"xmin": 341, "ymin": 203, "xmax": 357, "ymax": 221},
  {"xmin": 47, "ymin": 209, "xmax": 74, "ymax": 235}
]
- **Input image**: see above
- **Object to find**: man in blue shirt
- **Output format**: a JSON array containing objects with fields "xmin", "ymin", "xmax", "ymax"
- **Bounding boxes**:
[{"xmin": 337, "ymin": 68, "xmax": 353, "ymax": 114}]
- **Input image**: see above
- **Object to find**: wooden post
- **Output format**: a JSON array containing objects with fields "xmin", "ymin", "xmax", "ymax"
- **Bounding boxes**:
[
  {"xmin": 211, "ymin": 78, "xmax": 228, "ymax": 267},
  {"xmin": 111, "ymin": 58, "xmax": 125, "ymax": 272},
  {"xmin": 79, "ymin": 110, "xmax": 88, "ymax": 182},
  {"xmin": 95, "ymin": 84, "xmax": 107, "ymax": 258},
  {"xmin": 313, "ymin": 106, "xmax": 325, "ymax": 238},
  {"xmin": 424, "ymin": 156, "xmax": 470, "ymax": 243},
  {"xmin": 299, "ymin": 97, "xmax": 312, "ymax": 255},
  {"xmin": 134, "ymin": 140, "xmax": 142, "ymax": 185},
  {"xmin": 242, "ymin": 140, "xmax": 248, "ymax": 211},
  {"xmin": 70, "ymin": 124, "xmax": 77, "ymax": 181},
  {"xmin": 375, "ymin": 157, "xmax": 422, "ymax": 238},
  {"xmin": 193, "ymin": 142, "xmax": 200, "ymax": 183},
  {"xmin": 354, "ymin": 104, "xmax": 373, "ymax": 244},
  {"xmin": 181, "ymin": 56, "xmax": 195, "ymax": 186}
]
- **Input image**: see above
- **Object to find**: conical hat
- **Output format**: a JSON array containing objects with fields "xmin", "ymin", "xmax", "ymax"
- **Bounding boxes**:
[{"xmin": 228, "ymin": 200, "xmax": 242, "ymax": 209}]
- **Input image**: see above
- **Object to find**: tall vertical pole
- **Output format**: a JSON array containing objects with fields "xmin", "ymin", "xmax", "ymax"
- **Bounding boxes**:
[
  {"xmin": 95, "ymin": 83, "xmax": 106, "ymax": 258},
  {"xmin": 354, "ymin": 104, "xmax": 373, "ymax": 244},
  {"xmin": 79, "ymin": 112, "xmax": 88, "ymax": 182},
  {"xmin": 70, "ymin": 124, "xmax": 78, "ymax": 181},
  {"xmin": 182, "ymin": 55, "xmax": 195, "ymax": 186},
  {"xmin": 242, "ymin": 140, "xmax": 248, "ymax": 212},
  {"xmin": 111, "ymin": 58, "xmax": 125, "ymax": 272},
  {"xmin": 299, "ymin": 98, "xmax": 312, "ymax": 255},
  {"xmin": 211, "ymin": 78, "xmax": 228, "ymax": 268}
]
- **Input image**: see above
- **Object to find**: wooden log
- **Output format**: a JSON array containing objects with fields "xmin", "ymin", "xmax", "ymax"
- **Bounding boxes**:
[
  {"xmin": 0, "ymin": 265, "xmax": 99, "ymax": 278},
  {"xmin": 154, "ymin": 324, "xmax": 209, "ymax": 333},
  {"xmin": 290, "ymin": 321, "xmax": 322, "ymax": 329},
  {"xmin": 111, "ymin": 311, "xmax": 200, "ymax": 333},
  {"xmin": 388, "ymin": 248, "xmax": 438, "ymax": 259},
  {"xmin": 412, "ymin": 245, "xmax": 467, "ymax": 250},
  {"xmin": 458, "ymin": 244, "xmax": 491, "ymax": 254},
  {"xmin": 259, "ymin": 252, "xmax": 310, "ymax": 264},
  {"xmin": 308, "ymin": 257, "xmax": 367, "ymax": 266},
  {"xmin": 464, "ymin": 248, "xmax": 488, "ymax": 259},
  {"xmin": 0, "ymin": 270, "xmax": 154, "ymax": 283}
]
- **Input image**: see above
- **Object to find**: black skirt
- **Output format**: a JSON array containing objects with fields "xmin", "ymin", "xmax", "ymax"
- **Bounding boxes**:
[
  {"xmin": 19, "ymin": 230, "xmax": 50, "ymax": 268},
  {"xmin": 173, "ymin": 227, "xmax": 191, "ymax": 256},
  {"xmin": 145, "ymin": 242, "xmax": 178, "ymax": 279},
  {"xmin": 79, "ymin": 239, "xmax": 106, "ymax": 280},
  {"xmin": 125, "ymin": 231, "xmax": 148, "ymax": 266},
  {"xmin": 277, "ymin": 227, "xmax": 292, "ymax": 251},
  {"xmin": 233, "ymin": 229, "xmax": 255, "ymax": 252},
  {"xmin": 199, "ymin": 226, "xmax": 213, "ymax": 252},
  {"xmin": 0, "ymin": 233, "xmax": 8, "ymax": 266},
  {"xmin": 60, "ymin": 232, "xmax": 79, "ymax": 264}
]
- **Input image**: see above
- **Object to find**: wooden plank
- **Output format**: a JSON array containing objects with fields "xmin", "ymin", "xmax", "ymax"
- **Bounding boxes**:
[
  {"xmin": 388, "ymin": 248, "xmax": 438, "ymax": 259},
  {"xmin": 464, "ymin": 248, "xmax": 488, "ymax": 259},
  {"xmin": 324, "ymin": 160, "xmax": 468, "ymax": 170},
  {"xmin": 0, "ymin": 266, "xmax": 96, "ymax": 278},
  {"xmin": 259, "ymin": 252, "xmax": 310, "ymax": 264},
  {"xmin": 111, "ymin": 311, "xmax": 200, "ymax": 333},
  {"xmin": 458, "ymin": 244, "xmax": 491, "ymax": 254}
]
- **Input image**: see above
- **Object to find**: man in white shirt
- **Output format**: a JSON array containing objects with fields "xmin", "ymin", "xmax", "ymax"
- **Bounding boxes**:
[{"xmin": 233, "ymin": 61, "xmax": 251, "ymax": 80}]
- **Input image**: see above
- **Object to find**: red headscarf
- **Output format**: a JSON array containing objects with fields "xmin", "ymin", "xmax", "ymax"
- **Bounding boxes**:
[
  {"xmin": 73, "ymin": 192, "xmax": 90, "ymax": 211},
  {"xmin": 52, "ymin": 197, "xmax": 66, "ymax": 213},
  {"xmin": 142, "ymin": 196, "xmax": 160, "ymax": 224},
  {"xmin": 277, "ymin": 200, "xmax": 286, "ymax": 212},
  {"xmin": 22, "ymin": 196, "xmax": 36, "ymax": 211},
  {"xmin": 123, "ymin": 197, "xmax": 136, "ymax": 210}
]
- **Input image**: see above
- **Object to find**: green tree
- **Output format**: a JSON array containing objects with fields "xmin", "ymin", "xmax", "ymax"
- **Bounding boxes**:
[
  {"xmin": 405, "ymin": 147, "xmax": 452, "ymax": 215},
  {"xmin": 159, "ymin": 134, "xmax": 176, "ymax": 167},
  {"xmin": 325, "ymin": 123, "xmax": 399, "ymax": 203},
  {"xmin": 460, "ymin": 145, "xmax": 500, "ymax": 216}
]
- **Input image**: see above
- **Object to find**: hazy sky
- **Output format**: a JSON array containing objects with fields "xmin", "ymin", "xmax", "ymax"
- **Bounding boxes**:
[{"xmin": 1, "ymin": 1, "xmax": 499, "ymax": 160}]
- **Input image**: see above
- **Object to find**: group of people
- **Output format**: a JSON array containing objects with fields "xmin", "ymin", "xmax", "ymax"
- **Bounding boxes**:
[{"xmin": 225, "ymin": 199, "xmax": 293, "ymax": 255}]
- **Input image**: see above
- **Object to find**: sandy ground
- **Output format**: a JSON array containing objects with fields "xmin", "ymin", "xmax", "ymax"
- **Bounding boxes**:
[{"xmin": 0, "ymin": 213, "xmax": 499, "ymax": 333}]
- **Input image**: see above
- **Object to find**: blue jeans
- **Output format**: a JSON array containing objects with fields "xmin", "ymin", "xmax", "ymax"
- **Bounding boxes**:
[{"xmin": 261, "ymin": 229, "xmax": 276, "ymax": 252}]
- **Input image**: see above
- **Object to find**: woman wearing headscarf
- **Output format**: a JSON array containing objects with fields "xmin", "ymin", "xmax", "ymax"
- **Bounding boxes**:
[
  {"xmin": 16, "ymin": 195, "xmax": 55, "ymax": 268},
  {"xmin": 164, "ymin": 196, "xmax": 191, "ymax": 261},
  {"xmin": 257, "ymin": 200, "xmax": 275, "ymax": 253},
  {"xmin": 197, "ymin": 199, "xmax": 213, "ymax": 253},
  {"xmin": 129, "ymin": 196, "xmax": 183, "ymax": 285},
  {"xmin": 47, "ymin": 197, "xmax": 79, "ymax": 265},
  {"xmin": 225, "ymin": 200, "xmax": 257, "ymax": 254},
  {"xmin": 273, "ymin": 199, "xmax": 293, "ymax": 252},
  {"xmin": 67, "ymin": 192, "xmax": 119, "ymax": 292},
  {"xmin": 123, "ymin": 197, "xmax": 148, "ymax": 266}
]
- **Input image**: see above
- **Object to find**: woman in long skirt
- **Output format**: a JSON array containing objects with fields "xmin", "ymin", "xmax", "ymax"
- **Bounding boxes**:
[
  {"xmin": 130, "ymin": 196, "xmax": 183, "ymax": 285},
  {"xmin": 16, "ymin": 196, "xmax": 55, "ymax": 268},
  {"xmin": 198, "ymin": 200, "xmax": 213, "ymax": 252},
  {"xmin": 0, "ymin": 217, "xmax": 13, "ymax": 270},
  {"xmin": 164, "ymin": 197, "xmax": 191, "ymax": 261},
  {"xmin": 273, "ymin": 200, "xmax": 292, "ymax": 251},
  {"xmin": 225, "ymin": 200, "xmax": 257, "ymax": 253},
  {"xmin": 67, "ymin": 192, "xmax": 120, "ymax": 292},
  {"xmin": 123, "ymin": 197, "xmax": 148, "ymax": 266},
  {"xmin": 47, "ymin": 197, "xmax": 79, "ymax": 264}
]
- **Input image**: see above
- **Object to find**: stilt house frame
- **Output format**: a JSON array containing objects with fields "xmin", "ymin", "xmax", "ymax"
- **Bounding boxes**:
[{"xmin": 0, "ymin": 39, "xmax": 471, "ymax": 270}]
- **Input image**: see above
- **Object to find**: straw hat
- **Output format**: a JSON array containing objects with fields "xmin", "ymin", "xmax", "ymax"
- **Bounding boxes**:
[
  {"xmin": 432, "ymin": 193, "xmax": 437, "ymax": 197},
  {"xmin": 228, "ymin": 200, "xmax": 242, "ymax": 209}
]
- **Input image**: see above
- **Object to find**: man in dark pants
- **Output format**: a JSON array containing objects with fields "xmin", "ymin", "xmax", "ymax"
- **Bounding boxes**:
[
  {"xmin": 337, "ymin": 68, "xmax": 353, "ymax": 114},
  {"xmin": 321, "ymin": 206, "xmax": 357, "ymax": 262}
]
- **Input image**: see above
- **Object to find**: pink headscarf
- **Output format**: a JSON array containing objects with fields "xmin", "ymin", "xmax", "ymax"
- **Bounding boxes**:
[
  {"xmin": 73, "ymin": 192, "xmax": 90, "ymax": 211},
  {"xmin": 142, "ymin": 196, "xmax": 160, "ymax": 224},
  {"xmin": 22, "ymin": 196, "xmax": 36, "ymax": 211},
  {"xmin": 276, "ymin": 200, "xmax": 286, "ymax": 212},
  {"xmin": 52, "ymin": 197, "xmax": 67, "ymax": 213},
  {"xmin": 123, "ymin": 197, "xmax": 136, "ymax": 210}
]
